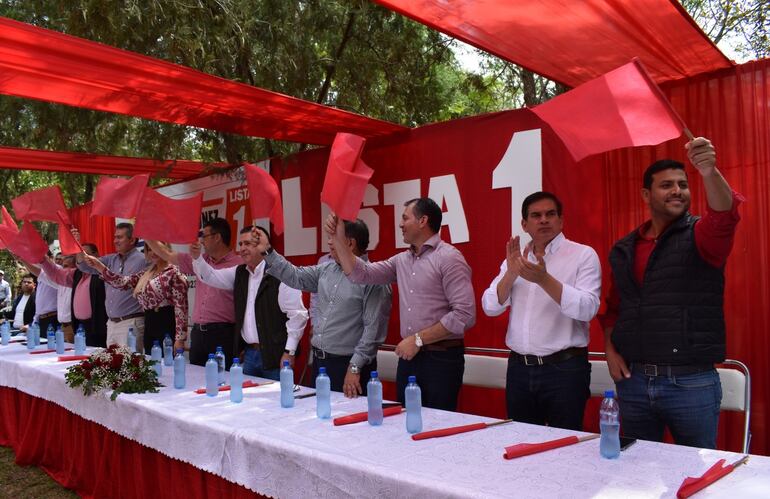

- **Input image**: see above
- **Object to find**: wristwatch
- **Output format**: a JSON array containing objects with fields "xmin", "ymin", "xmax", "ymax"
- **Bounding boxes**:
[
  {"xmin": 284, "ymin": 348, "xmax": 296, "ymax": 356},
  {"xmin": 348, "ymin": 363, "xmax": 360, "ymax": 374},
  {"xmin": 414, "ymin": 333, "xmax": 424, "ymax": 348}
]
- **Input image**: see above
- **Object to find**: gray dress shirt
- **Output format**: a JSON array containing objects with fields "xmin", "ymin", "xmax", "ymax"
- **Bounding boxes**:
[
  {"xmin": 265, "ymin": 251, "xmax": 392, "ymax": 368},
  {"xmin": 77, "ymin": 247, "xmax": 146, "ymax": 318}
]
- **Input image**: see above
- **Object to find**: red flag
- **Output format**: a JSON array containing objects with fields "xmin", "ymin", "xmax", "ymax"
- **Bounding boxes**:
[
  {"xmin": 92, "ymin": 174, "xmax": 150, "ymax": 218},
  {"xmin": 0, "ymin": 206, "xmax": 19, "ymax": 249},
  {"xmin": 531, "ymin": 58, "xmax": 686, "ymax": 162},
  {"xmin": 12, "ymin": 186, "xmax": 70, "ymax": 224},
  {"xmin": 56, "ymin": 210, "xmax": 83, "ymax": 255},
  {"xmin": 7, "ymin": 223, "xmax": 49, "ymax": 264},
  {"xmin": 320, "ymin": 133, "xmax": 374, "ymax": 221},
  {"xmin": 134, "ymin": 188, "xmax": 203, "ymax": 243},
  {"xmin": 244, "ymin": 163, "xmax": 284, "ymax": 235}
]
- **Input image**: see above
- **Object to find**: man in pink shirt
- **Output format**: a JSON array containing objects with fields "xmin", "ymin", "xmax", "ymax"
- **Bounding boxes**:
[
  {"xmin": 328, "ymin": 197, "xmax": 476, "ymax": 411},
  {"xmin": 146, "ymin": 218, "xmax": 242, "ymax": 368}
]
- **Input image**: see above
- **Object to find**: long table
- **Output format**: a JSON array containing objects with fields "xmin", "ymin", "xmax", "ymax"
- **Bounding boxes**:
[{"xmin": 1, "ymin": 342, "xmax": 769, "ymax": 498}]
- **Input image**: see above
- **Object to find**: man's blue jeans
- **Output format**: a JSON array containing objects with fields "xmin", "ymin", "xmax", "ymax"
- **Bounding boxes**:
[
  {"xmin": 616, "ymin": 368, "xmax": 722, "ymax": 449},
  {"xmin": 242, "ymin": 348, "xmax": 280, "ymax": 381}
]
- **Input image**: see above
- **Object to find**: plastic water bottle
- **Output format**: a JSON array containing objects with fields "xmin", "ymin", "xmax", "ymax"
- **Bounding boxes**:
[
  {"xmin": 215, "ymin": 346, "xmax": 226, "ymax": 385},
  {"xmin": 230, "ymin": 358, "xmax": 243, "ymax": 403},
  {"xmin": 46, "ymin": 324, "xmax": 55, "ymax": 348},
  {"xmin": 405, "ymin": 375, "xmax": 423, "ymax": 433},
  {"xmin": 163, "ymin": 334, "xmax": 174, "ymax": 366},
  {"xmin": 1, "ymin": 322, "xmax": 9, "ymax": 345},
  {"xmin": 173, "ymin": 349, "xmax": 186, "ymax": 389},
  {"xmin": 32, "ymin": 321, "xmax": 41, "ymax": 346},
  {"xmin": 367, "ymin": 371, "xmax": 383, "ymax": 426},
  {"xmin": 55, "ymin": 326, "xmax": 65, "ymax": 354},
  {"xmin": 74, "ymin": 325, "xmax": 86, "ymax": 355},
  {"xmin": 205, "ymin": 354, "xmax": 218, "ymax": 397},
  {"xmin": 150, "ymin": 340, "xmax": 163, "ymax": 377},
  {"xmin": 127, "ymin": 327, "xmax": 136, "ymax": 353},
  {"xmin": 280, "ymin": 360, "xmax": 294, "ymax": 408},
  {"xmin": 600, "ymin": 390, "xmax": 621, "ymax": 459},
  {"xmin": 316, "ymin": 367, "xmax": 331, "ymax": 419}
]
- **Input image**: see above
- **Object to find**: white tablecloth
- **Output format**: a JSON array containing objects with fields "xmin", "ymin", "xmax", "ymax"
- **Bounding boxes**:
[{"xmin": 1, "ymin": 342, "xmax": 769, "ymax": 498}]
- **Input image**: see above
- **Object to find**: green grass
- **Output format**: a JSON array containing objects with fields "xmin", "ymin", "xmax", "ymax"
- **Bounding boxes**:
[{"xmin": 0, "ymin": 446, "xmax": 77, "ymax": 498}]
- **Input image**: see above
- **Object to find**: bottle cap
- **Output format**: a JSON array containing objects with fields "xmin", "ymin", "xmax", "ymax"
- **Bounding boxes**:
[
  {"xmin": 371, "ymin": 371, "xmax": 378, "ymax": 379},
  {"xmin": 208, "ymin": 353, "xmax": 215, "ymax": 359},
  {"xmin": 165, "ymin": 334, "xmax": 171, "ymax": 338},
  {"xmin": 176, "ymin": 348, "xmax": 184, "ymax": 354},
  {"xmin": 153, "ymin": 340, "xmax": 160, "ymax": 346},
  {"xmin": 319, "ymin": 367, "xmax": 327, "ymax": 374},
  {"xmin": 408, "ymin": 375, "xmax": 417, "ymax": 383},
  {"xmin": 216, "ymin": 345, "xmax": 223, "ymax": 351},
  {"xmin": 232, "ymin": 358, "xmax": 239, "ymax": 365},
  {"xmin": 604, "ymin": 390, "xmax": 615, "ymax": 398},
  {"xmin": 282, "ymin": 360, "xmax": 290, "ymax": 367}
]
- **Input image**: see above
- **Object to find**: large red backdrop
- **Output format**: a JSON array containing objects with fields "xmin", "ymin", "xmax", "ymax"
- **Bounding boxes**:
[{"xmin": 263, "ymin": 60, "xmax": 768, "ymax": 456}]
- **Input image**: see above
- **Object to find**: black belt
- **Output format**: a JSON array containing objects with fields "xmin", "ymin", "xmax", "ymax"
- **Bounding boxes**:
[
  {"xmin": 193, "ymin": 322, "xmax": 234, "ymax": 332},
  {"xmin": 630, "ymin": 362, "xmax": 714, "ymax": 377},
  {"xmin": 422, "ymin": 339, "xmax": 464, "ymax": 352},
  {"xmin": 38, "ymin": 311, "xmax": 57, "ymax": 320},
  {"xmin": 312, "ymin": 347, "xmax": 350, "ymax": 360},
  {"xmin": 109, "ymin": 312, "xmax": 144, "ymax": 323},
  {"xmin": 509, "ymin": 346, "xmax": 587, "ymax": 366}
]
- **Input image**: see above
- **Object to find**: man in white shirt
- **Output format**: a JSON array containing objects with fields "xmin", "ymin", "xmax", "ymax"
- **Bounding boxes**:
[
  {"xmin": 482, "ymin": 192, "xmax": 601, "ymax": 430},
  {"xmin": 0, "ymin": 269, "xmax": 12, "ymax": 313},
  {"xmin": 193, "ymin": 226, "xmax": 308, "ymax": 380},
  {"xmin": 9, "ymin": 274, "xmax": 36, "ymax": 332}
]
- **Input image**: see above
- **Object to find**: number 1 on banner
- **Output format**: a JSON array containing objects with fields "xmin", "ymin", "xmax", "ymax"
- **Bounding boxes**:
[
  {"xmin": 232, "ymin": 205, "xmax": 245, "ymax": 238},
  {"xmin": 492, "ymin": 129, "xmax": 543, "ymax": 241}
]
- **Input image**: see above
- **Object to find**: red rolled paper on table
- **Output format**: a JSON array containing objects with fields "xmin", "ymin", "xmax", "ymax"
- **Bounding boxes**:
[
  {"xmin": 30, "ymin": 347, "xmax": 73, "ymax": 355},
  {"xmin": 194, "ymin": 380, "xmax": 265, "ymax": 394},
  {"xmin": 58, "ymin": 355, "xmax": 90, "ymax": 362},
  {"xmin": 677, "ymin": 458, "xmax": 746, "ymax": 498},
  {"xmin": 412, "ymin": 422, "xmax": 488, "ymax": 441},
  {"xmin": 333, "ymin": 405, "xmax": 403, "ymax": 426},
  {"xmin": 503, "ymin": 436, "xmax": 581, "ymax": 460}
]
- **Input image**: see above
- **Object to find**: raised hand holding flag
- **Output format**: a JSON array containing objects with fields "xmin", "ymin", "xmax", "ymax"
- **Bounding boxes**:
[{"xmin": 320, "ymin": 133, "xmax": 374, "ymax": 221}]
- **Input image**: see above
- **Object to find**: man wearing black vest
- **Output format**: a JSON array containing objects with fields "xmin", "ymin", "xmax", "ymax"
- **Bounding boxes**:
[
  {"xmin": 193, "ymin": 226, "xmax": 308, "ymax": 380},
  {"xmin": 603, "ymin": 137, "xmax": 742, "ymax": 449}
]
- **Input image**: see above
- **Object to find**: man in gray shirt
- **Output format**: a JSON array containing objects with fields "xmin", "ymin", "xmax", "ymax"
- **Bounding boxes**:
[
  {"xmin": 77, "ymin": 222, "xmax": 147, "ymax": 351},
  {"xmin": 0, "ymin": 269, "xmax": 11, "ymax": 313},
  {"xmin": 255, "ymin": 219, "xmax": 392, "ymax": 397}
]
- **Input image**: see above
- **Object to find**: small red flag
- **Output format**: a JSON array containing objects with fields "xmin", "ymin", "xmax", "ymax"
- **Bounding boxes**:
[
  {"xmin": 7, "ymin": 223, "xmax": 49, "ymax": 264},
  {"xmin": 11, "ymin": 186, "xmax": 70, "ymax": 224},
  {"xmin": 92, "ymin": 174, "xmax": 150, "ymax": 218},
  {"xmin": 244, "ymin": 163, "xmax": 284, "ymax": 235},
  {"xmin": 531, "ymin": 58, "xmax": 686, "ymax": 162},
  {"xmin": 56, "ymin": 210, "xmax": 83, "ymax": 255},
  {"xmin": 320, "ymin": 133, "xmax": 374, "ymax": 221},
  {"xmin": 134, "ymin": 188, "xmax": 203, "ymax": 243},
  {"xmin": 0, "ymin": 206, "xmax": 19, "ymax": 249}
]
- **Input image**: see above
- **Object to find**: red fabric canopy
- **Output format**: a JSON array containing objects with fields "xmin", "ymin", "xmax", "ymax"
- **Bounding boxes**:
[
  {"xmin": 0, "ymin": 146, "xmax": 221, "ymax": 179},
  {"xmin": 375, "ymin": 0, "xmax": 732, "ymax": 87},
  {"xmin": 0, "ymin": 17, "xmax": 406, "ymax": 145}
]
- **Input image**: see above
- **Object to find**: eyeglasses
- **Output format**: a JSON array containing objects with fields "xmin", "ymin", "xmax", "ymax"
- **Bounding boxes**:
[{"xmin": 198, "ymin": 231, "xmax": 217, "ymax": 239}]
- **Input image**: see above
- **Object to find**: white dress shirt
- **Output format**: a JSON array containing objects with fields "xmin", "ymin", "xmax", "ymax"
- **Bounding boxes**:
[
  {"xmin": 193, "ymin": 257, "xmax": 308, "ymax": 351},
  {"xmin": 13, "ymin": 294, "xmax": 30, "ymax": 329},
  {"xmin": 39, "ymin": 270, "xmax": 72, "ymax": 323},
  {"xmin": 481, "ymin": 232, "xmax": 601, "ymax": 356}
]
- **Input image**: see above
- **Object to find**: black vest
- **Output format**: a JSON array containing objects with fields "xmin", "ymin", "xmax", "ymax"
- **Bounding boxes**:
[
  {"xmin": 609, "ymin": 213, "xmax": 726, "ymax": 364},
  {"xmin": 233, "ymin": 265, "xmax": 289, "ymax": 371}
]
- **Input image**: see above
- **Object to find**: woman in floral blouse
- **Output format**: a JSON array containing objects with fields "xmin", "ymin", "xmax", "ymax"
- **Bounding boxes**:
[{"xmin": 84, "ymin": 243, "xmax": 189, "ymax": 352}]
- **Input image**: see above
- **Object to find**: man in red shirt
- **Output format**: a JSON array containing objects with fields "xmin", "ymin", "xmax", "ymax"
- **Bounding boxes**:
[{"xmin": 603, "ymin": 137, "xmax": 742, "ymax": 449}]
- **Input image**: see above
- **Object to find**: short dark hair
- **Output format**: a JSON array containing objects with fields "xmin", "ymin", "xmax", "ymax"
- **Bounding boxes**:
[
  {"xmin": 344, "ymin": 219, "xmax": 370, "ymax": 252},
  {"xmin": 242, "ymin": 225, "xmax": 271, "ymax": 245},
  {"xmin": 81, "ymin": 243, "xmax": 99, "ymax": 256},
  {"xmin": 115, "ymin": 222, "xmax": 135, "ymax": 239},
  {"xmin": 521, "ymin": 191, "xmax": 563, "ymax": 219},
  {"xmin": 643, "ymin": 159, "xmax": 686, "ymax": 189},
  {"xmin": 405, "ymin": 197, "xmax": 442, "ymax": 233},
  {"xmin": 203, "ymin": 217, "xmax": 231, "ymax": 246},
  {"xmin": 21, "ymin": 273, "xmax": 36, "ymax": 283}
]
